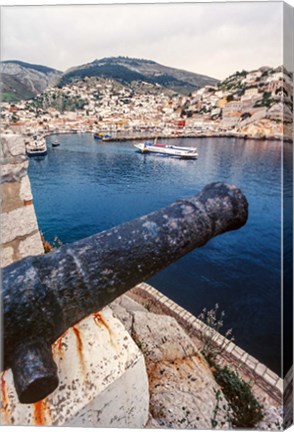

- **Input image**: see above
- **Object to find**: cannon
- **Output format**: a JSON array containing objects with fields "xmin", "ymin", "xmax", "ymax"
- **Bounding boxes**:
[{"xmin": 2, "ymin": 182, "xmax": 248, "ymax": 404}]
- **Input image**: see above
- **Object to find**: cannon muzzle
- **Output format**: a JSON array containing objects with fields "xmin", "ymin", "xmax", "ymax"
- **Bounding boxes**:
[{"xmin": 2, "ymin": 182, "xmax": 248, "ymax": 403}]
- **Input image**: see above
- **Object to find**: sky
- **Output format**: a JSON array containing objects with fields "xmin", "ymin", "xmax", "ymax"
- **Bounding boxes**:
[{"xmin": 0, "ymin": 1, "xmax": 290, "ymax": 80}]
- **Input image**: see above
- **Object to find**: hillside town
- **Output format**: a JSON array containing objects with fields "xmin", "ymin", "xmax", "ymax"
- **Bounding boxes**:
[{"xmin": 0, "ymin": 65, "xmax": 293, "ymax": 142}]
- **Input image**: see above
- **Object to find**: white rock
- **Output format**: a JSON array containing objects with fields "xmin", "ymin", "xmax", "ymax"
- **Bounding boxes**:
[
  {"xmin": 0, "ymin": 246, "xmax": 14, "ymax": 268},
  {"xmin": 8, "ymin": 136, "xmax": 26, "ymax": 156},
  {"xmin": 18, "ymin": 232, "xmax": 44, "ymax": 258},
  {"xmin": 110, "ymin": 294, "xmax": 147, "ymax": 334},
  {"xmin": 149, "ymin": 356, "xmax": 230, "ymax": 429},
  {"xmin": 19, "ymin": 175, "xmax": 33, "ymax": 202},
  {"xmin": 132, "ymin": 311, "xmax": 197, "ymax": 362},
  {"xmin": 1, "ymin": 161, "xmax": 28, "ymax": 181},
  {"xmin": 1, "ymin": 206, "xmax": 40, "ymax": 243}
]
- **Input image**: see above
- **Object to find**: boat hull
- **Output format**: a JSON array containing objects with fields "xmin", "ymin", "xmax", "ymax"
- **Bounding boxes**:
[
  {"xmin": 134, "ymin": 142, "xmax": 198, "ymax": 159},
  {"xmin": 26, "ymin": 137, "xmax": 48, "ymax": 157},
  {"xmin": 27, "ymin": 149, "xmax": 48, "ymax": 157}
]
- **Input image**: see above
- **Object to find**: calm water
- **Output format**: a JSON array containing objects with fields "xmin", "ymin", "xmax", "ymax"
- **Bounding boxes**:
[{"xmin": 28, "ymin": 133, "xmax": 289, "ymax": 374}]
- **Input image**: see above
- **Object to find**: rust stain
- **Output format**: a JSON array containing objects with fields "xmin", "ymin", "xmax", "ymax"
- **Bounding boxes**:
[
  {"xmin": 33, "ymin": 398, "xmax": 51, "ymax": 425},
  {"xmin": 194, "ymin": 353, "xmax": 211, "ymax": 371},
  {"xmin": 33, "ymin": 400, "xmax": 47, "ymax": 425},
  {"xmin": 23, "ymin": 199, "xmax": 33, "ymax": 206},
  {"xmin": 93, "ymin": 312, "xmax": 112, "ymax": 335},
  {"xmin": 72, "ymin": 325, "xmax": 85, "ymax": 371},
  {"xmin": 1, "ymin": 371, "xmax": 10, "ymax": 425},
  {"xmin": 52, "ymin": 334, "xmax": 64, "ymax": 355}
]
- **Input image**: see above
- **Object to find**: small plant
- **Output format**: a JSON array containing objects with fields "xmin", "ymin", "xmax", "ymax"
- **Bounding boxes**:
[
  {"xmin": 198, "ymin": 303, "xmax": 234, "ymax": 363},
  {"xmin": 41, "ymin": 232, "xmax": 62, "ymax": 253},
  {"xmin": 211, "ymin": 388, "xmax": 232, "ymax": 429},
  {"xmin": 198, "ymin": 304, "xmax": 264, "ymax": 428},
  {"xmin": 213, "ymin": 365, "xmax": 263, "ymax": 428}
]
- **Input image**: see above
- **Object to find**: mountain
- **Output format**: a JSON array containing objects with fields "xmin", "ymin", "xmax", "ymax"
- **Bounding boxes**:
[
  {"xmin": 0, "ymin": 60, "xmax": 62, "ymax": 101},
  {"xmin": 58, "ymin": 57, "xmax": 218, "ymax": 95}
]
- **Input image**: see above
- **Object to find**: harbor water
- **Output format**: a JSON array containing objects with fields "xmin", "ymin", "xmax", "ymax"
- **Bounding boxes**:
[{"xmin": 28, "ymin": 133, "xmax": 290, "ymax": 375}]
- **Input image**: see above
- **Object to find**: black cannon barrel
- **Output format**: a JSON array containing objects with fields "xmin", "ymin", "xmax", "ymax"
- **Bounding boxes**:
[{"xmin": 2, "ymin": 182, "xmax": 248, "ymax": 404}]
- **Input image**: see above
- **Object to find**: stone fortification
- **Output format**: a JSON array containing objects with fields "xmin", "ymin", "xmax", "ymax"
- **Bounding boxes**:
[{"xmin": 0, "ymin": 133, "xmax": 44, "ymax": 267}]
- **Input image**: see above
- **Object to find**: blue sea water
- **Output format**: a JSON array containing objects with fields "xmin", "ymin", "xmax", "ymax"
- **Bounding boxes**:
[{"xmin": 28, "ymin": 133, "xmax": 290, "ymax": 374}]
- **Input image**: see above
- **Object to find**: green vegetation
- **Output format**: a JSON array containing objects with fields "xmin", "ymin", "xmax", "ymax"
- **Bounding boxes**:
[
  {"xmin": 217, "ymin": 72, "xmax": 245, "ymax": 92},
  {"xmin": 211, "ymin": 388, "xmax": 232, "ymax": 429},
  {"xmin": 213, "ymin": 365, "xmax": 263, "ymax": 428},
  {"xmin": 32, "ymin": 93, "xmax": 86, "ymax": 112},
  {"xmin": 198, "ymin": 304, "xmax": 264, "ymax": 429},
  {"xmin": 59, "ymin": 64, "xmax": 150, "ymax": 87},
  {"xmin": 254, "ymin": 91, "xmax": 274, "ymax": 108},
  {"xmin": 1, "ymin": 92, "xmax": 20, "ymax": 102}
]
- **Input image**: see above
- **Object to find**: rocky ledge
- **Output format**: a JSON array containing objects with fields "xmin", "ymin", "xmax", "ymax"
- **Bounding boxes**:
[{"xmin": 110, "ymin": 286, "xmax": 283, "ymax": 430}]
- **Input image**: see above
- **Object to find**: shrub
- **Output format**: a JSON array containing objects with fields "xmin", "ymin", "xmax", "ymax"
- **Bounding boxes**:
[
  {"xmin": 198, "ymin": 305, "xmax": 264, "ymax": 428},
  {"xmin": 198, "ymin": 304, "xmax": 234, "ymax": 363},
  {"xmin": 213, "ymin": 365, "xmax": 263, "ymax": 428}
]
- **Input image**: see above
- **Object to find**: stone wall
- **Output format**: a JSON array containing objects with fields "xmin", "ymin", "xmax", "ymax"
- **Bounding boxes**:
[{"xmin": 0, "ymin": 133, "xmax": 44, "ymax": 267}]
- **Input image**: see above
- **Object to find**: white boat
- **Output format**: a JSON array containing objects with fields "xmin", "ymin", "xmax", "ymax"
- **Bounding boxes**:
[
  {"xmin": 26, "ymin": 137, "xmax": 47, "ymax": 157},
  {"xmin": 134, "ymin": 141, "xmax": 198, "ymax": 159}
]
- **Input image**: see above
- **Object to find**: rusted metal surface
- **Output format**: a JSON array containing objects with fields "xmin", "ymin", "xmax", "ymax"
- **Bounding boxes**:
[{"xmin": 2, "ymin": 182, "xmax": 248, "ymax": 404}]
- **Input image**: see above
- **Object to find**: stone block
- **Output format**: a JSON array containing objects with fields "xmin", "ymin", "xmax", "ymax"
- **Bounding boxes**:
[
  {"xmin": 0, "ymin": 246, "xmax": 14, "ymax": 268},
  {"xmin": 18, "ymin": 232, "xmax": 44, "ymax": 259},
  {"xmin": 9, "ymin": 136, "xmax": 26, "ymax": 157},
  {"xmin": 1, "ymin": 206, "xmax": 40, "ymax": 244},
  {"xmin": 110, "ymin": 294, "xmax": 147, "ymax": 334},
  {"xmin": 254, "ymin": 362, "xmax": 267, "ymax": 377},
  {"xmin": 264, "ymin": 372, "xmax": 278, "ymax": 387},
  {"xmin": 0, "ymin": 307, "xmax": 149, "ymax": 427},
  {"xmin": 67, "ymin": 354, "xmax": 148, "ymax": 427},
  {"xmin": 0, "ymin": 161, "xmax": 28, "ymax": 183},
  {"xmin": 19, "ymin": 175, "xmax": 33, "ymax": 202},
  {"xmin": 0, "ymin": 133, "xmax": 26, "ymax": 160},
  {"xmin": 0, "ymin": 182, "xmax": 22, "ymax": 213}
]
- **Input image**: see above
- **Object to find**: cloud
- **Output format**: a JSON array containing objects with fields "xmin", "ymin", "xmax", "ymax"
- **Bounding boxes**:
[{"xmin": 1, "ymin": 2, "xmax": 283, "ymax": 78}]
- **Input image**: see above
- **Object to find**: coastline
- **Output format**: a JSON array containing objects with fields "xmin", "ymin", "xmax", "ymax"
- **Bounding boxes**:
[{"xmin": 43, "ymin": 129, "xmax": 293, "ymax": 144}]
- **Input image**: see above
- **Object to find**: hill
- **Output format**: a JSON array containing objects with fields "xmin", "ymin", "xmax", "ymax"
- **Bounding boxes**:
[
  {"xmin": 58, "ymin": 56, "xmax": 218, "ymax": 95},
  {"xmin": 0, "ymin": 60, "xmax": 62, "ymax": 101}
]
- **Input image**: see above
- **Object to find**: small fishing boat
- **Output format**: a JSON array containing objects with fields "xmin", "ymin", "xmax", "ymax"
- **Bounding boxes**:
[
  {"xmin": 52, "ymin": 139, "xmax": 60, "ymax": 147},
  {"xmin": 93, "ymin": 132, "xmax": 104, "ymax": 139},
  {"xmin": 134, "ymin": 141, "xmax": 198, "ymax": 159},
  {"xmin": 26, "ymin": 137, "xmax": 47, "ymax": 157},
  {"xmin": 102, "ymin": 133, "xmax": 112, "ymax": 141}
]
